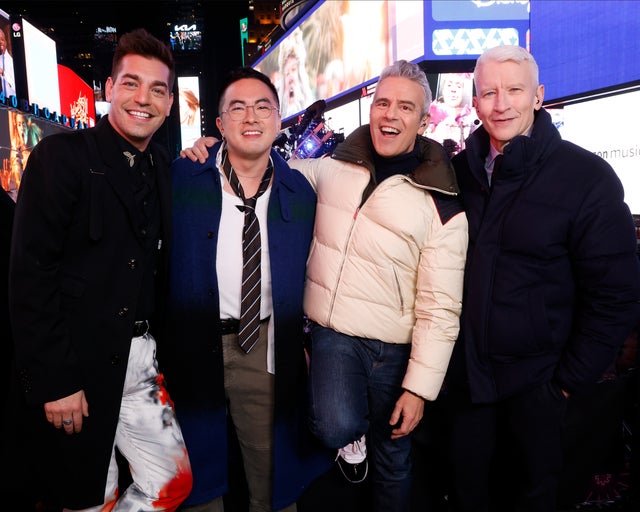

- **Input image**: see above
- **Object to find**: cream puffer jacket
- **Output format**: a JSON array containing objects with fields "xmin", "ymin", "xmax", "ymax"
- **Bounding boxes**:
[{"xmin": 289, "ymin": 125, "xmax": 468, "ymax": 400}]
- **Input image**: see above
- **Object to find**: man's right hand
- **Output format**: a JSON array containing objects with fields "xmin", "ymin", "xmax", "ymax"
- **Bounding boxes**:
[
  {"xmin": 180, "ymin": 136, "xmax": 218, "ymax": 163},
  {"xmin": 44, "ymin": 389, "xmax": 89, "ymax": 435}
]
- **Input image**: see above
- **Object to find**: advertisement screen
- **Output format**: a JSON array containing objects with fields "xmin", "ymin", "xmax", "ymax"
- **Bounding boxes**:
[
  {"xmin": 169, "ymin": 24, "xmax": 203, "ymax": 53},
  {"xmin": 531, "ymin": 0, "xmax": 640, "ymax": 102},
  {"xmin": 177, "ymin": 76, "xmax": 202, "ymax": 150},
  {"xmin": 428, "ymin": 0, "xmax": 530, "ymax": 58},
  {"xmin": 425, "ymin": 72, "xmax": 478, "ymax": 154},
  {"xmin": 22, "ymin": 17, "xmax": 61, "ymax": 115},
  {"xmin": 0, "ymin": 108, "xmax": 69, "ymax": 201},
  {"xmin": 0, "ymin": 8, "xmax": 16, "ymax": 99},
  {"xmin": 58, "ymin": 64, "xmax": 96, "ymax": 128},
  {"xmin": 253, "ymin": 0, "xmax": 425, "ymax": 121},
  {"xmin": 557, "ymin": 88, "xmax": 640, "ymax": 215}
]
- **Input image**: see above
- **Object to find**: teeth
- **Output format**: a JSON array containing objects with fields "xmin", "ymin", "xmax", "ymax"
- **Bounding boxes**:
[
  {"xmin": 130, "ymin": 111, "xmax": 150, "ymax": 119},
  {"xmin": 381, "ymin": 127, "xmax": 399, "ymax": 134},
  {"xmin": 243, "ymin": 130, "xmax": 261, "ymax": 135}
]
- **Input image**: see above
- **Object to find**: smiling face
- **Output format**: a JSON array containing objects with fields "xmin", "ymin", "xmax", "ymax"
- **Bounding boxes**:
[
  {"xmin": 369, "ymin": 76, "xmax": 424, "ymax": 158},
  {"xmin": 105, "ymin": 54, "xmax": 173, "ymax": 151},
  {"xmin": 473, "ymin": 58, "xmax": 544, "ymax": 152},
  {"xmin": 216, "ymin": 77, "xmax": 281, "ymax": 161}
]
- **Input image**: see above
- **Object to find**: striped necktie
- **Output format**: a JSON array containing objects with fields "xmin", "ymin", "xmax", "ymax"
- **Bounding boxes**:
[{"xmin": 222, "ymin": 151, "xmax": 273, "ymax": 353}]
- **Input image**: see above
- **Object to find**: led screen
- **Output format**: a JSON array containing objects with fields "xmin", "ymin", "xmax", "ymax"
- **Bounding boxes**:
[
  {"xmin": 177, "ymin": 76, "xmax": 202, "ymax": 150},
  {"xmin": 0, "ymin": 108, "xmax": 69, "ymax": 201},
  {"xmin": 22, "ymin": 17, "xmax": 60, "ymax": 115},
  {"xmin": 169, "ymin": 24, "xmax": 203, "ymax": 53},
  {"xmin": 0, "ymin": 8, "xmax": 16, "ymax": 99},
  {"xmin": 58, "ymin": 64, "xmax": 96, "ymax": 128},
  {"xmin": 530, "ymin": 0, "xmax": 640, "ymax": 102},
  {"xmin": 428, "ymin": 0, "xmax": 529, "ymax": 59},
  {"xmin": 254, "ymin": 0, "xmax": 531, "ymax": 122},
  {"xmin": 557, "ymin": 88, "xmax": 640, "ymax": 215},
  {"xmin": 253, "ymin": 0, "xmax": 425, "ymax": 121}
]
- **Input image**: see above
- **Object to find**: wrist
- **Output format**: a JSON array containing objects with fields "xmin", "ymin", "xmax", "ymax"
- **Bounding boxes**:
[{"xmin": 404, "ymin": 388, "xmax": 425, "ymax": 401}]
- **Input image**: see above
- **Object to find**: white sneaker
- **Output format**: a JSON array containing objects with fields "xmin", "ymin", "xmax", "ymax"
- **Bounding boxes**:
[{"xmin": 336, "ymin": 435, "xmax": 368, "ymax": 483}]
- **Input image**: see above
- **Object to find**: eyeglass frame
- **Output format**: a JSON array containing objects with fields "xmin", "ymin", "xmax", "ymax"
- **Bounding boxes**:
[{"xmin": 220, "ymin": 101, "xmax": 280, "ymax": 121}]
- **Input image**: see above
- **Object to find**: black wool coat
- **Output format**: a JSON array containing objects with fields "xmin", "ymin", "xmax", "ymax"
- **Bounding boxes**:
[{"xmin": 5, "ymin": 116, "xmax": 172, "ymax": 509}]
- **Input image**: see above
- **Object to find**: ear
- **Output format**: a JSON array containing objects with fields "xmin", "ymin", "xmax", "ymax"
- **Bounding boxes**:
[
  {"xmin": 105, "ymin": 77, "xmax": 114, "ymax": 102},
  {"xmin": 534, "ymin": 84, "xmax": 545, "ymax": 110},
  {"xmin": 166, "ymin": 92, "xmax": 174, "ymax": 117}
]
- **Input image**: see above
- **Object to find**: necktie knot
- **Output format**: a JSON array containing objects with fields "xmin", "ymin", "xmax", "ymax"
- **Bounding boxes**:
[{"xmin": 222, "ymin": 150, "xmax": 272, "ymax": 353}]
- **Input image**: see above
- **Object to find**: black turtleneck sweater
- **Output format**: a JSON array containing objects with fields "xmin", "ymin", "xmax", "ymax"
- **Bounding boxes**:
[{"xmin": 373, "ymin": 143, "xmax": 421, "ymax": 185}]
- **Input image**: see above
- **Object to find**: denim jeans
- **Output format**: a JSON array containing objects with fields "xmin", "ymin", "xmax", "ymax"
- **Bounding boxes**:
[{"xmin": 307, "ymin": 323, "xmax": 412, "ymax": 512}]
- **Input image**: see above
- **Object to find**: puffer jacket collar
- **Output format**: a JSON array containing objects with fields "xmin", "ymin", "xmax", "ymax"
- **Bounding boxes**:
[
  {"xmin": 331, "ymin": 124, "xmax": 460, "ymax": 195},
  {"xmin": 463, "ymin": 108, "xmax": 562, "ymax": 185}
]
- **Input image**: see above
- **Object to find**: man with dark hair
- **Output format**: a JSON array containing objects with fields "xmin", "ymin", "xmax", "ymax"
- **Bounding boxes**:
[
  {"xmin": 165, "ymin": 66, "xmax": 332, "ymax": 511},
  {"xmin": 7, "ymin": 28, "xmax": 192, "ymax": 510}
]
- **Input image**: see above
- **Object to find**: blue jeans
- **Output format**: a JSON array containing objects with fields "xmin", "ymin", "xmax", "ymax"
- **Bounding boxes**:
[{"xmin": 307, "ymin": 323, "xmax": 412, "ymax": 512}]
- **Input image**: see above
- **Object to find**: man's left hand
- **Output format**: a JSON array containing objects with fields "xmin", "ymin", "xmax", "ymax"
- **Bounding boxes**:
[{"xmin": 389, "ymin": 390, "xmax": 424, "ymax": 439}]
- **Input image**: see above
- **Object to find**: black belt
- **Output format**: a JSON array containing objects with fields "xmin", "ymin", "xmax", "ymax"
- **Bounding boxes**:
[
  {"xmin": 133, "ymin": 320, "xmax": 149, "ymax": 337},
  {"xmin": 220, "ymin": 317, "xmax": 270, "ymax": 335}
]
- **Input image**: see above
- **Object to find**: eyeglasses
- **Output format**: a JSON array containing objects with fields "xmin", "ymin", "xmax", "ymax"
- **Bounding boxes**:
[{"xmin": 221, "ymin": 101, "xmax": 279, "ymax": 121}]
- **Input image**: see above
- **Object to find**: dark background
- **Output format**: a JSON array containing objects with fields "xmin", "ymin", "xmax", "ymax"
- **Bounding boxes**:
[{"xmin": 0, "ymin": 0, "xmax": 252, "ymax": 155}]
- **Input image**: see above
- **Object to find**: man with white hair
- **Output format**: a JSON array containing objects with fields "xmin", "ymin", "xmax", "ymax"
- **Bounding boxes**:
[{"xmin": 446, "ymin": 44, "xmax": 640, "ymax": 512}]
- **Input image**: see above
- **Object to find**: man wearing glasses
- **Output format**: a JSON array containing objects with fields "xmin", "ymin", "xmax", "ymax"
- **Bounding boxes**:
[{"xmin": 163, "ymin": 67, "xmax": 333, "ymax": 511}]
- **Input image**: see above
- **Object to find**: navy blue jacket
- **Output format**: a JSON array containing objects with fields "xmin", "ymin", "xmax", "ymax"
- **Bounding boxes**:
[
  {"xmin": 162, "ymin": 143, "xmax": 332, "ymax": 508},
  {"xmin": 448, "ymin": 108, "xmax": 640, "ymax": 404}
]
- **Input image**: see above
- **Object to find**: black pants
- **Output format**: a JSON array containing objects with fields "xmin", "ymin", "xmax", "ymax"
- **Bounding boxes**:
[{"xmin": 448, "ymin": 381, "xmax": 568, "ymax": 512}]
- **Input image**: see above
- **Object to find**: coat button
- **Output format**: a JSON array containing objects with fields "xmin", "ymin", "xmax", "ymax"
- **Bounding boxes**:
[
  {"xmin": 111, "ymin": 355, "xmax": 121, "ymax": 365},
  {"xmin": 207, "ymin": 232, "xmax": 214, "ymax": 239},
  {"xmin": 128, "ymin": 258, "xmax": 138, "ymax": 269},
  {"xmin": 118, "ymin": 307, "xmax": 129, "ymax": 317}
]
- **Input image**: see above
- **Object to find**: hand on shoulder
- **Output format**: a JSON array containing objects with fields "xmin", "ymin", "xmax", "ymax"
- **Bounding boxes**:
[{"xmin": 180, "ymin": 136, "xmax": 218, "ymax": 163}]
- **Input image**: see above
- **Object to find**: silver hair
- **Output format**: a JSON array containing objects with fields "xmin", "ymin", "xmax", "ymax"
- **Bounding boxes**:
[
  {"xmin": 377, "ymin": 60, "xmax": 432, "ymax": 117},
  {"xmin": 475, "ymin": 45, "xmax": 540, "ymax": 87}
]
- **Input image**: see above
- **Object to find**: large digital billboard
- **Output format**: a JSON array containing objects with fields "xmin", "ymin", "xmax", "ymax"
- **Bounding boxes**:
[
  {"xmin": 254, "ymin": 0, "xmax": 530, "ymax": 122},
  {"xmin": 169, "ymin": 23, "xmax": 203, "ymax": 53},
  {"xmin": 254, "ymin": 0, "xmax": 426, "ymax": 120},
  {"xmin": 177, "ymin": 75, "xmax": 202, "ymax": 150},
  {"xmin": 530, "ymin": 0, "xmax": 640, "ymax": 102},
  {"xmin": 0, "ymin": 8, "xmax": 15, "ymax": 100},
  {"xmin": 428, "ymin": 0, "xmax": 529, "ymax": 58},
  {"xmin": 58, "ymin": 64, "xmax": 96, "ymax": 128},
  {"xmin": 21, "ymin": 17, "xmax": 61, "ymax": 115},
  {"xmin": 556, "ymin": 87, "xmax": 640, "ymax": 215},
  {"xmin": 0, "ymin": 108, "xmax": 69, "ymax": 201}
]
